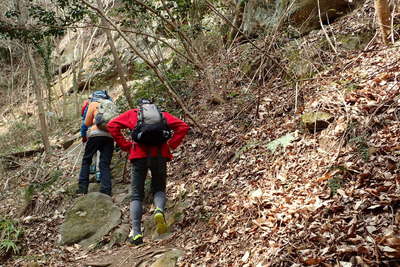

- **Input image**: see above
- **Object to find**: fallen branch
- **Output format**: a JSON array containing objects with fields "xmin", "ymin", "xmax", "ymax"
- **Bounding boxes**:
[
  {"xmin": 0, "ymin": 148, "xmax": 44, "ymax": 159},
  {"xmin": 69, "ymin": 144, "xmax": 84, "ymax": 176}
]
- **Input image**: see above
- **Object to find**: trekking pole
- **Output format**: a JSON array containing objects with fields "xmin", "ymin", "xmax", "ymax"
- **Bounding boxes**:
[
  {"xmin": 122, "ymin": 152, "xmax": 129, "ymax": 184},
  {"xmin": 70, "ymin": 143, "xmax": 84, "ymax": 176},
  {"xmin": 63, "ymin": 142, "xmax": 83, "ymax": 158}
]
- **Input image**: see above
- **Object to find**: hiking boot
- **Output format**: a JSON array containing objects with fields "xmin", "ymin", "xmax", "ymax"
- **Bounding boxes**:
[
  {"xmin": 95, "ymin": 172, "xmax": 101, "ymax": 183},
  {"xmin": 75, "ymin": 186, "xmax": 88, "ymax": 195},
  {"xmin": 128, "ymin": 233, "xmax": 143, "ymax": 246},
  {"xmin": 154, "ymin": 208, "xmax": 167, "ymax": 235}
]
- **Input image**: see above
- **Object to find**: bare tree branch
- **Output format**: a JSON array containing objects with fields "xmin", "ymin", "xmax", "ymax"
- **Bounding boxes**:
[{"xmin": 81, "ymin": 0, "xmax": 205, "ymax": 132}]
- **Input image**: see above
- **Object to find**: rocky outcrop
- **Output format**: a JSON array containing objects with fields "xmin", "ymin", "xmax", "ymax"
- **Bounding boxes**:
[
  {"xmin": 143, "ymin": 201, "xmax": 186, "ymax": 239},
  {"xmin": 150, "ymin": 249, "xmax": 184, "ymax": 267},
  {"xmin": 59, "ymin": 192, "xmax": 121, "ymax": 248},
  {"xmin": 242, "ymin": 0, "xmax": 365, "ymax": 36},
  {"xmin": 301, "ymin": 111, "xmax": 333, "ymax": 132},
  {"xmin": 267, "ymin": 132, "xmax": 298, "ymax": 152},
  {"xmin": 242, "ymin": 0, "xmax": 280, "ymax": 36},
  {"xmin": 107, "ymin": 224, "xmax": 130, "ymax": 248},
  {"xmin": 288, "ymin": 0, "xmax": 363, "ymax": 34}
]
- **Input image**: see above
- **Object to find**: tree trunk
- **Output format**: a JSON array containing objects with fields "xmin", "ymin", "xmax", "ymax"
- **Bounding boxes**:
[
  {"xmin": 375, "ymin": 0, "xmax": 391, "ymax": 45},
  {"xmin": 227, "ymin": 0, "xmax": 245, "ymax": 45},
  {"xmin": 56, "ymin": 45, "xmax": 67, "ymax": 118},
  {"xmin": 73, "ymin": 63, "xmax": 80, "ymax": 116},
  {"xmin": 26, "ymin": 45, "xmax": 51, "ymax": 155},
  {"xmin": 96, "ymin": 0, "xmax": 134, "ymax": 108},
  {"xmin": 16, "ymin": 0, "xmax": 51, "ymax": 155}
]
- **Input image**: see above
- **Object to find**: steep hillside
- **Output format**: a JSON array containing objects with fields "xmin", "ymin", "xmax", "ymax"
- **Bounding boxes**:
[
  {"xmin": 169, "ymin": 44, "xmax": 400, "ymax": 266},
  {"xmin": 1, "ymin": 0, "xmax": 400, "ymax": 266}
]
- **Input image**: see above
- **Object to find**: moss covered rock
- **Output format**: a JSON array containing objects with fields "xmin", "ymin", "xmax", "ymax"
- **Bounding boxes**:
[
  {"xmin": 301, "ymin": 111, "xmax": 333, "ymax": 132},
  {"xmin": 107, "ymin": 224, "xmax": 130, "ymax": 248},
  {"xmin": 150, "ymin": 249, "xmax": 185, "ymax": 267},
  {"xmin": 337, "ymin": 31, "xmax": 374, "ymax": 51},
  {"xmin": 143, "ymin": 201, "xmax": 186, "ymax": 239},
  {"xmin": 59, "ymin": 192, "xmax": 121, "ymax": 248}
]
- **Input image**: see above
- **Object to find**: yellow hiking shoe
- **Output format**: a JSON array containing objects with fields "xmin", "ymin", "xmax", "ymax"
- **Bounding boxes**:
[
  {"xmin": 154, "ymin": 208, "xmax": 167, "ymax": 235},
  {"xmin": 128, "ymin": 232, "xmax": 143, "ymax": 246}
]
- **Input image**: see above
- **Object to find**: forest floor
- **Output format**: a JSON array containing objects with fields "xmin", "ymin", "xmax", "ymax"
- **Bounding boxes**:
[{"xmin": 1, "ymin": 2, "xmax": 400, "ymax": 266}]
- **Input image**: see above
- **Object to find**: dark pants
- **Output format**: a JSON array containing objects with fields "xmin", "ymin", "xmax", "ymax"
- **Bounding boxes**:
[
  {"xmin": 131, "ymin": 158, "xmax": 167, "ymax": 201},
  {"xmin": 79, "ymin": 136, "xmax": 114, "ymax": 196}
]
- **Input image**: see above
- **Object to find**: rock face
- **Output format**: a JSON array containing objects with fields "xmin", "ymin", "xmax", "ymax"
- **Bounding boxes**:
[
  {"xmin": 59, "ymin": 192, "xmax": 121, "ymax": 248},
  {"xmin": 242, "ymin": 0, "xmax": 365, "ymax": 36},
  {"xmin": 288, "ymin": 0, "xmax": 361, "ymax": 34},
  {"xmin": 107, "ymin": 224, "xmax": 130, "ymax": 248},
  {"xmin": 242, "ymin": 0, "xmax": 281, "ymax": 35},
  {"xmin": 150, "ymin": 249, "xmax": 184, "ymax": 267},
  {"xmin": 301, "ymin": 111, "xmax": 333, "ymax": 132}
]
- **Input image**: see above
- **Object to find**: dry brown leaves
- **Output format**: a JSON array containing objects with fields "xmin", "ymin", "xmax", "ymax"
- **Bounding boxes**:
[{"xmin": 167, "ymin": 4, "xmax": 400, "ymax": 266}]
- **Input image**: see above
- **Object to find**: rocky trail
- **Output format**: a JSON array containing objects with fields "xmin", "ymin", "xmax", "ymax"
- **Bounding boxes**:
[{"xmin": 3, "ymin": 39, "xmax": 400, "ymax": 266}]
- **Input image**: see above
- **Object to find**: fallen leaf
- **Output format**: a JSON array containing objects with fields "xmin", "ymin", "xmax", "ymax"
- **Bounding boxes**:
[{"xmin": 241, "ymin": 251, "xmax": 250, "ymax": 262}]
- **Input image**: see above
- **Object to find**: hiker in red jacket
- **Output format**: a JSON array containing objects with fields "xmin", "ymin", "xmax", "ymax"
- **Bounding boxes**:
[{"xmin": 107, "ymin": 99, "xmax": 189, "ymax": 245}]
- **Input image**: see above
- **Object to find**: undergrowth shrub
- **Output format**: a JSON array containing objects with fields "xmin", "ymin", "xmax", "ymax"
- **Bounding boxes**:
[
  {"xmin": 344, "ymin": 121, "xmax": 371, "ymax": 161},
  {"xmin": 349, "ymin": 136, "xmax": 370, "ymax": 161},
  {"xmin": 0, "ymin": 118, "xmax": 41, "ymax": 155},
  {"xmin": 328, "ymin": 176, "xmax": 343, "ymax": 195},
  {"xmin": 0, "ymin": 218, "xmax": 23, "ymax": 259},
  {"xmin": 20, "ymin": 168, "xmax": 65, "ymax": 216},
  {"xmin": 116, "ymin": 62, "xmax": 195, "ymax": 117},
  {"xmin": 23, "ymin": 169, "xmax": 63, "ymax": 203}
]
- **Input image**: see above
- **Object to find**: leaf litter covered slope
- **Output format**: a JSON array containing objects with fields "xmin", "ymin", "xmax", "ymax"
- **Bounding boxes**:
[
  {"xmin": 166, "ymin": 27, "xmax": 400, "ymax": 267},
  {"xmin": 165, "ymin": 53, "xmax": 400, "ymax": 266},
  {"xmin": 2, "ymin": 2, "xmax": 400, "ymax": 266}
]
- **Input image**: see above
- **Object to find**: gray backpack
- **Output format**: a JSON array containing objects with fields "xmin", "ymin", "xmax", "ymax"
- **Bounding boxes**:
[
  {"xmin": 131, "ymin": 101, "xmax": 172, "ymax": 146},
  {"xmin": 95, "ymin": 99, "xmax": 119, "ymax": 131}
]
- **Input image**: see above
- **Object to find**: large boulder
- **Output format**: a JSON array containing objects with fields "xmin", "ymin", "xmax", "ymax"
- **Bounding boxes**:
[
  {"xmin": 107, "ymin": 224, "xmax": 130, "ymax": 248},
  {"xmin": 59, "ymin": 192, "xmax": 121, "ymax": 248},
  {"xmin": 288, "ymin": 0, "xmax": 363, "ymax": 34},
  {"xmin": 242, "ymin": 0, "xmax": 365, "ymax": 36}
]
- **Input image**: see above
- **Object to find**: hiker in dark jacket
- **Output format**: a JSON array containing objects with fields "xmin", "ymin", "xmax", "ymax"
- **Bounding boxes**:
[
  {"xmin": 107, "ymin": 100, "xmax": 189, "ymax": 245},
  {"xmin": 77, "ymin": 90, "xmax": 114, "ymax": 196}
]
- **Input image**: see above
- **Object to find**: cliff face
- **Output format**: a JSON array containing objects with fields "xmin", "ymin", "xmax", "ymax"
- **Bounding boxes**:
[{"xmin": 242, "ymin": 0, "xmax": 365, "ymax": 36}]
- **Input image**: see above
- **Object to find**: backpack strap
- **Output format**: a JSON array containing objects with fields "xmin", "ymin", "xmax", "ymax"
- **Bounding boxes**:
[
  {"xmin": 137, "ymin": 106, "xmax": 144, "ymax": 127},
  {"xmin": 81, "ymin": 101, "xmax": 89, "ymax": 117}
]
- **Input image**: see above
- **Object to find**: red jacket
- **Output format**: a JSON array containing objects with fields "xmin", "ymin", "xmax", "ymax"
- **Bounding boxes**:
[
  {"xmin": 107, "ymin": 109, "xmax": 189, "ymax": 160},
  {"xmin": 81, "ymin": 100, "xmax": 89, "ymax": 117}
]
